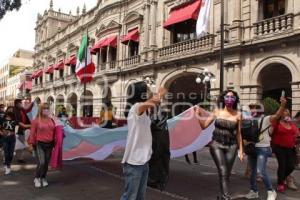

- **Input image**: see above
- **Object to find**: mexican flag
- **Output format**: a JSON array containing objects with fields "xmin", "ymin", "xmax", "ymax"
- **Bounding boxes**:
[{"xmin": 76, "ymin": 34, "xmax": 95, "ymax": 83}]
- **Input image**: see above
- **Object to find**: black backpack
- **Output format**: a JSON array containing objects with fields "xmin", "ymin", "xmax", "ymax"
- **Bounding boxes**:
[{"xmin": 241, "ymin": 116, "xmax": 265, "ymax": 143}]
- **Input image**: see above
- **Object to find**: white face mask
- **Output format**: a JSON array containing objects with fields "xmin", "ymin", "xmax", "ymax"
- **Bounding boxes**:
[
  {"xmin": 42, "ymin": 109, "xmax": 50, "ymax": 117},
  {"xmin": 283, "ymin": 116, "xmax": 291, "ymax": 122}
]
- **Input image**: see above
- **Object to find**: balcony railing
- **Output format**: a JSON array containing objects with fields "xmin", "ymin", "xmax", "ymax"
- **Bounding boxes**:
[
  {"xmin": 253, "ymin": 13, "xmax": 294, "ymax": 37},
  {"xmin": 158, "ymin": 34, "xmax": 215, "ymax": 58},
  {"xmin": 109, "ymin": 61, "xmax": 116, "ymax": 69},
  {"xmin": 124, "ymin": 55, "xmax": 140, "ymax": 67}
]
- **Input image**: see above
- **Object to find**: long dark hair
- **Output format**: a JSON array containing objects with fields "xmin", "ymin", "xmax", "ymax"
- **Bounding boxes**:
[
  {"xmin": 124, "ymin": 81, "xmax": 148, "ymax": 117},
  {"xmin": 4, "ymin": 106, "xmax": 15, "ymax": 120},
  {"xmin": 295, "ymin": 111, "xmax": 300, "ymax": 119},
  {"xmin": 217, "ymin": 89, "xmax": 240, "ymax": 110}
]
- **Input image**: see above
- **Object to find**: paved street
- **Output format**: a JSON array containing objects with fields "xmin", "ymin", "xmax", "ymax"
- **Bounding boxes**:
[{"xmin": 1, "ymin": 148, "xmax": 300, "ymax": 200}]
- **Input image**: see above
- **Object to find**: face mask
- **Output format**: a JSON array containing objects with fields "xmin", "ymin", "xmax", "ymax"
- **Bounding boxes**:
[
  {"xmin": 42, "ymin": 109, "xmax": 50, "ymax": 117},
  {"xmin": 224, "ymin": 96, "xmax": 236, "ymax": 108},
  {"xmin": 283, "ymin": 116, "xmax": 291, "ymax": 122}
]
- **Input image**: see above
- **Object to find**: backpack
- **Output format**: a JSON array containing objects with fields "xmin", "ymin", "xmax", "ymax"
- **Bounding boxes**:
[{"xmin": 241, "ymin": 116, "xmax": 265, "ymax": 143}]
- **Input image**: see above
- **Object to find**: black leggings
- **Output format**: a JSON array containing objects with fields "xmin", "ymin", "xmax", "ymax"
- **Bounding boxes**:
[
  {"xmin": 2, "ymin": 135, "xmax": 16, "ymax": 167},
  {"xmin": 273, "ymin": 145, "xmax": 296, "ymax": 185},
  {"xmin": 35, "ymin": 141, "xmax": 54, "ymax": 179},
  {"xmin": 210, "ymin": 141, "xmax": 237, "ymax": 200}
]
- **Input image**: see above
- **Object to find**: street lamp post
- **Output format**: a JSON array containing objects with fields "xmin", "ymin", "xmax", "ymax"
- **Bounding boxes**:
[
  {"xmin": 196, "ymin": 69, "xmax": 216, "ymax": 102},
  {"xmin": 220, "ymin": 0, "xmax": 225, "ymax": 93}
]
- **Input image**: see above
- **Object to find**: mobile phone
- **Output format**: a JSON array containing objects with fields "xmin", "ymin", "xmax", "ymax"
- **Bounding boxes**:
[{"xmin": 281, "ymin": 90, "xmax": 285, "ymax": 97}]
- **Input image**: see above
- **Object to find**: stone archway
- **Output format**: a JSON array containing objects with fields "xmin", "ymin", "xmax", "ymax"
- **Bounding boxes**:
[
  {"xmin": 258, "ymin": 63, "xmax": 292, "ymax": 109},
  {"xmin": 46, "ymin": 96, "xmax": 54, "ymax": 113},
  {"xmin": 67, "ymin": 93, "xmax": 78, "ymax": 117},
  {"xmin": 80, "ymin": 90, "xmax": 93, "ymax": 117},
  {"xmin": 34, "ymin": 97, "xmax": 41, "ymax": 104},
  {"xmin": 165, "ymin": 72, "xmax": 206, "ymax": 118},
  {"xmin": 55, "ymin": 94, "xmax": 65, "ymax": 115}
]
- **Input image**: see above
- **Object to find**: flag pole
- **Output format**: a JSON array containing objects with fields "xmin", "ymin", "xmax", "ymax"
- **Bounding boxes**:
[
  {"xmin": 83, "ymin": 28, "xmax": 88, "ymax": 117},
  {"xmin": 219, "ymin": 0, "xmax": 225, "ymax": 93}
]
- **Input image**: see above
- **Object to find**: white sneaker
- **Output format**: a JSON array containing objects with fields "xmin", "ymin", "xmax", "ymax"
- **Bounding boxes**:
[
  {"xmin": 42, "ymin": 178, "xmax": 48, "ymax": 187},
  {"xmin": 4, "ymin": 166, "xmax": 11, "ymax": 175},
  {"xmin": 245, "ymin": 190, "xmax": 259, "ymax": 199},
  {"xmin": 34, "ymin": 178, "xmax": 42, "ymax": 188},
  {"xmin": 267, "ymin": 190, "xmax": 277, "ymax": 200}
]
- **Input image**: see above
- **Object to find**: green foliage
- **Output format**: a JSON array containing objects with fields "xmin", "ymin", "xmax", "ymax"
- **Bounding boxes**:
[
  {"xmin": 0, "ymin": 0, "xmax": 22, "ymax": 20},
  {"xmin": 263, "ymin": 97, "xmax": 280, "ymax": 115}
]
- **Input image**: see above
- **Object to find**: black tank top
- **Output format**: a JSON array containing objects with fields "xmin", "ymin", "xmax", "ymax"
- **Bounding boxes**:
[{"xmin": 212, "ymin": 118, "xmax": 237, "ymax": 145}]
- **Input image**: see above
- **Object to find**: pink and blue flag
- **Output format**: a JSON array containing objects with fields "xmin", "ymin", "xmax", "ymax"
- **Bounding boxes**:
[{"xmin": 62, "ymin": 107, "xmax": 214, "ymax": 161}]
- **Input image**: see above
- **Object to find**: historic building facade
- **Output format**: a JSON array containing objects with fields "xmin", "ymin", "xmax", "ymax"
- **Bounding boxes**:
[
  {"xmin": 31, "ymin": 0, "xmax": 300, "ymax": 118},
  {"xmin": 0, "ymin": 49, "xmax": 33, "ymax": 105}
]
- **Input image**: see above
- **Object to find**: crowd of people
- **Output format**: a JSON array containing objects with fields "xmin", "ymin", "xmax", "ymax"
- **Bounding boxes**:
[
  {"xmin": 120, "ymin": 84, "xmax": 300, "ymax": 200},
  {"xmin": 0, "ymin": 86, "xmax": 299, "ymax": 200}
]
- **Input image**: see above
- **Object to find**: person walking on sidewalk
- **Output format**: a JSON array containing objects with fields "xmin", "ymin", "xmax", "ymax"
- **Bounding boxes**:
[
  {"xmin": 28, "ymin": 103, "xmax": 55, "ymax": 188},
  {"xmin": 0, "ymin": 107, "xmax": 18, "ymax": 175},
  {"xmin": 195, "ymin": 90, "xmax": 244, "ymax": 200},
  {"xmin": 14, "ymin": 97, "xmax": 32, "ymax": 163},
  {"xmin": 120, "ymin": 81, "xmax": 166, "ymax": 200},
  {"xmin": 272, "ymin": 109, "xmax": 299, "ymax": 193},
  {"xmin": 244, "ymin": 97, "xmax": 287, "ymax": 200}
]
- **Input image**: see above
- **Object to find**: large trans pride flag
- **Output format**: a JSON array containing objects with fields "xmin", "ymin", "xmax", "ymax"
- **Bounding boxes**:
[{"xmin": 63, "ymin": 107, "xmax": 214, "ymax": 161}]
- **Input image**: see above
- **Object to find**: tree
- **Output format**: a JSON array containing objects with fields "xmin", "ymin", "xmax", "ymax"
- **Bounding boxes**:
[
  {"xmin": 0, "ymin": 0, "xmax": 22, "ymax": 20},
  {"xmin": 263, "ymin": 97, "xmax": 280, "ymax": 115}
]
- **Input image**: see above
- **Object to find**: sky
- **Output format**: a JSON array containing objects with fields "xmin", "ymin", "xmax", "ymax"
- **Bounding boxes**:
[{"xmin": 0, "ymin": 0, "xmax": 97, "ymax": 66}]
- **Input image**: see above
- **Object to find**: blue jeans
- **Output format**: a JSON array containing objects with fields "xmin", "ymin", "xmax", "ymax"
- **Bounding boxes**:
[
  {"xmin": 120, "ymin": 163, "xmax": 149, "ymax": 200},
  {"xmin": 248, "ymin": 147, "xmax": 273, "ymax": 192}
]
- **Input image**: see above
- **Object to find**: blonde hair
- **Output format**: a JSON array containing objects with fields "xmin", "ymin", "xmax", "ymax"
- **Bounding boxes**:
[{"xmin": 37, "ymin": 103, "xmax": 50, "ymax": 119}]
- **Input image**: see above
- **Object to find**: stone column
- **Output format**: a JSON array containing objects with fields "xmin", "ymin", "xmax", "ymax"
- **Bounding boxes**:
[
  {"xmin": 240, "ymin": 85, "xmax": 262, "ymax": 106},
  {"xmin": 250, "ymin": 0, "xmax": 259, "ymax": 39},
  {"xmin": 143, "ymin": 3, "xmax": 150, "ymax": 50},
  {"xmin": 106, "ymin": 46, "xmax": 110, "ymax": 69},
  {"xmin": 286, "ymin": 0, "xmax": 294, "ymax": 14},
  {"xmin": 234, "ymin": 0, "xmax": 241, "ymax": 21},
  {"xmin": 291, "ymin": 82, "xmax": 300, "ymax": 116},
  {"xmin": 233, "ymin": 62, "xmax": 241, "ymax": 93},
  {"xmin": 149, "ymin": 0, "xmax": 157, "ymax": 48}
]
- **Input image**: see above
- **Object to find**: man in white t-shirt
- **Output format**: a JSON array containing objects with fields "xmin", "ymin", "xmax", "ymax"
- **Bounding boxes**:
[
  {"xmin": 120, "ymin": 81, "xmax": 167, "ymax": 200},
  {"xmin": 245, "ymin": 97, "xmax": 286, "ymax": 200}
]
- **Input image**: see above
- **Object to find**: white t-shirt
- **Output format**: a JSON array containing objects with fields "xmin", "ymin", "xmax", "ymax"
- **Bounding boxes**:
[
  {"xmin": 121, "ymin": 103, "xmax": 153, "ymax": 165},
  {"xmin": 255, "ymin": 116, "xmax": 272, "ymax": 148}
]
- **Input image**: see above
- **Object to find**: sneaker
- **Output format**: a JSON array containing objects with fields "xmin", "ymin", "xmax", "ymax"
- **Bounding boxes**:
[
  {"xmin": 34, "ymin": 178, "xmax": 42, "ymax": 188},
  {"xmin": 277, "ymin": 184, "xmax": 285, "ymax": 193},
  {"xmin": 286, "ymin": 176, "xmax": 298, "ymax": 191},
  {"xmin": 267, "ymin": 190, "xmax": 277, "ymax": 200},
  {"xmin": 245, "ymin": 190, "xmax": 259, "ymax": 199},
  {"xmin": 42, "ymin": 179, "xmax": 48, "ymax": 187},
  {"xmin": 4, "ymin": 166, "xmax": 11, "ymax": 175}
]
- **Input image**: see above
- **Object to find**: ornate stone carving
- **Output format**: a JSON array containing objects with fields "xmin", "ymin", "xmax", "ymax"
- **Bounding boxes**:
[
  {"xmin": 95, "ymin": 21, "xmax": 121, "ymax": 37},
  {"xmin": 123, "ymin": 11, "xmax": 143, "ymax": 24}
]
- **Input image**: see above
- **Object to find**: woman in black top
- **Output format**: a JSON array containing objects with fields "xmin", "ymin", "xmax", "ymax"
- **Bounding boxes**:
[
  {"xmin": 0, "ymin": 107, "xmax": 18, "ymax": 175},
  {"xmin": 195, "ymin": 90, "xmax": 244, "ymax": 200}
]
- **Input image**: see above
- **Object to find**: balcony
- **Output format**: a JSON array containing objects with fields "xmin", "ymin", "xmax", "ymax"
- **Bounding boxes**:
[
  {"xmin": 54, "ymin": 78, "xmax": 65, "ymax": 87},
  {"xmin": 45, "ymin": 81, "xmax": 54, "ymax": 89},
  {"xmin": 158, "ymin": 34, "xmax": 215, "ymax": 60},
  {"xmin": 124, "ymin": 55, "xmax": 140, "ymax": 68},
  {"xmin": 253, "ymin": 13, "xmax": 294, "ymax": 37},
  {"xmin": 109, "ymin": 61, "xmax": 116, "ymax": 69}
]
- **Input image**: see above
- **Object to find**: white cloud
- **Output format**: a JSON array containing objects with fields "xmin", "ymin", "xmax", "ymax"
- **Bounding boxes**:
[{"xmin": 0, "ymin": 0, "xmax": 97, "ymax": 65}]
